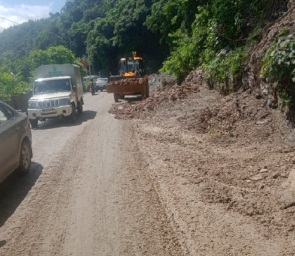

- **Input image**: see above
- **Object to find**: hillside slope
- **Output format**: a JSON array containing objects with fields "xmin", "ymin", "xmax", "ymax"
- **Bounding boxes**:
[{"xmin": 108, "ymin": 4, "xmax": 295, "ymax": 254}]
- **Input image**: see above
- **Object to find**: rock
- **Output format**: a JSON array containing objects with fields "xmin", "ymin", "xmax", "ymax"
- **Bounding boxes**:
[
  {"xmin": 256, "ymin": 120, "xmax": 269, "ymax": 125},
  {"xmin": 250, "ymin": 173, "xmax": 265, "ymax": 181},
  {"xmin": 259, "ymin": 168, "xmax": 268, "ymax": 173},
  {"xmin": 275, "ymin": 169, "xmax": 295, "ymax": 209},
  {"xmin": 272, "ymin": 172, "xmax": 279, "ymax": 179}
]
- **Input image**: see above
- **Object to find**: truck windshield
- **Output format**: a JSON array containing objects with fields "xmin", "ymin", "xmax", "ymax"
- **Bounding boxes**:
[{"xmin": 34, "ymin": 79, "xmax": 71, "ymax": 95}]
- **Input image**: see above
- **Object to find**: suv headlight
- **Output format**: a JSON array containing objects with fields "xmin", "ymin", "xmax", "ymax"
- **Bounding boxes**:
[
  {"xmin": 59, "ymin": 97, "xmax": 71, "ymax": 106},
  {"xmin": 28, "ymin": 101, "xmax": 38, "ymax": 108}
]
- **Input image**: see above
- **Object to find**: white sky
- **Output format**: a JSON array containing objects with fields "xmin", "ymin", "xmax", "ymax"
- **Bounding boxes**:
[{"xmin": 0, "ymin": 1, "xmax": 67, "ymax": 31}]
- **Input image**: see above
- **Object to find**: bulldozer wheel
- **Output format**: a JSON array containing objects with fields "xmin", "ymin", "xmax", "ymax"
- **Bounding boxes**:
[
  {"xmin": 146, "ymin": 83, "xmax": 150, "ymax": 98},
  {"xmin": 114, "ymin": 93, "xmax": 119, "ymax": 102}
]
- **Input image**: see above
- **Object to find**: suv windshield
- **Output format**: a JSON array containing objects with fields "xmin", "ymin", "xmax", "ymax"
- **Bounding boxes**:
[{"xmin": 34, "ymin": 79, "xmax": 71, "ymax": 95}]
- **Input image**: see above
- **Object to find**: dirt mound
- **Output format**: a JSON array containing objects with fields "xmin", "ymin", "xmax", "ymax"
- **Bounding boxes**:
[
  {"xmin": 108, "ymin": 77, "xmax": 147, "ymax": 86},
  {"xmin": 109, "ymin": 66, "xmax": 295, "ymax": 252},
  {"xmin": 108, "ymin": 77, "xmax": 199, "ymax": 120},
  {"xmin": 109, "ymin": 66, "xmax": 294, "ymax": 145}
]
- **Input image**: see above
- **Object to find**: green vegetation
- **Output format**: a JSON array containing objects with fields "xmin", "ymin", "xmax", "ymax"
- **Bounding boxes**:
[
  {"xmin": 203, "ymin": 47, "xmax": 247, "ymax": 94},
  {"xmin": 0, "ymin": 45, "xmax": 82, "ymax": 101},
  {"xmin": 261, "ymin": 33, "xmax": 295, "ymax": 109},
  {"xmin": 0, "ymin": 0, "xmax": 291, "ymax": 102},
  {"xmin": 0, "ymin": 70, "xmax": 30, "ymax": 101}
]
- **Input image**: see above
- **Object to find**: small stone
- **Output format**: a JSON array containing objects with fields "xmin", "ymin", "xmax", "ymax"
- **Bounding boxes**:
[
  {"xmin": 256, "ymin": 120, "xmax": 269, "ymax": 125},
  {"xmin": 250, "ymin": 174, "xmax": 264, "ymax": 181},
  {"xmin": 259, "ymin": 168, "xmax": 268, "ymax": 173},
  {"xmin": 272, "ymin": 172, "xmax": 279, "ymax": 179}
]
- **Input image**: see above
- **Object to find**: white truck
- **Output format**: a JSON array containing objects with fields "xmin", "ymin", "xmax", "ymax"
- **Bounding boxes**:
[{"xmin": 27, "ymin": 64, "xmax": 84, "ymax": 128}]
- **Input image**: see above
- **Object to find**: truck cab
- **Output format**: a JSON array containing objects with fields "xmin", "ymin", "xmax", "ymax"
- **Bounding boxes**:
[{"xmin": 27, "ymin": 64, "xmax": 84, "ymax": 128}]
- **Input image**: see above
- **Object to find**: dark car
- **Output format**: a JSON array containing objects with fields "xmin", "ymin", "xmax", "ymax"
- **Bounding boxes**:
[
  {"xmin": 0, "ymin": 100, "xmax": 33, "ymax": 183},
  {"xmin": 95, "ymin": 78, "xmax": 108, "ymax": 91}
]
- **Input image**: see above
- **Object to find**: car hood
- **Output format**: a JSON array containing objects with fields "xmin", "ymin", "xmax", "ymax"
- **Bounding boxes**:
[{"xmin": 29, "ymin": 92, "xmax": 71, "ymax": 101}]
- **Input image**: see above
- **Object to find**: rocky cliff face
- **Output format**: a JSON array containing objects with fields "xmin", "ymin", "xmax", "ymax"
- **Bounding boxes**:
[{"xmin": 245, "ymin": 0, "xmax": 295, "ymax": 108}]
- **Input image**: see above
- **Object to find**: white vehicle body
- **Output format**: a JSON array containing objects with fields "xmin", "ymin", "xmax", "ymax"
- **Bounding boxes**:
[{"xmin": 27, "ymin": 64, "xmax": 84, "ymax": 128}]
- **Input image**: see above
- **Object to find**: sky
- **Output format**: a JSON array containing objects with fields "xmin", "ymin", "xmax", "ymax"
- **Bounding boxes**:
[{"xmin": 0, "ymin": 0, "xmax": 67, "ymax": 31}]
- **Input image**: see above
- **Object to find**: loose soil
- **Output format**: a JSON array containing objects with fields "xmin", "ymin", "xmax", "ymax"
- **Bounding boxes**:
[{"xmin": 109, "ymin": 67, "xmax": 295, "ymax": 254}]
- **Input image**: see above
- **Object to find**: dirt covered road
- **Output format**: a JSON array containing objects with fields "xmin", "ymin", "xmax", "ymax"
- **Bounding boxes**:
[
  {"xmin": 1, "ymin": 81, "xmax": 295, "ymax": 255},
  {"xmin": 0, "ymin": 92, "xmax": 182, "ymax": 256}
]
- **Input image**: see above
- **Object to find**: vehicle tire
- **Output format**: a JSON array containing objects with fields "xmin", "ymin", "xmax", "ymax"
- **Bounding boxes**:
[
  {"xmin": 71, "ymin": 104, "xmax": 77, "ymax": 122},
  {"xmin": 114, "ymin": 93, "xmax": 119, "ymax": 102},
  {"xmin": 29, "ymin": 119, "xmax": 38, "ymax": 129},
  {"xmin": 16, "ymin": 140, "xmax": 32, "ymax": 175},
  {"xmin": 146, "ymin": 83, "xmax": 150, "ymax": 98},
  {"xmin": 77, "ymin": 101, "xmax": 83, "ymax": 114}
]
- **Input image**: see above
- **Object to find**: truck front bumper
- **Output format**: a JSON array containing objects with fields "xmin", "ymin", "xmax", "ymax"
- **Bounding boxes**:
[{"xmin": 27, "ymin": 105, "xmax": 73, "ymax": 120}]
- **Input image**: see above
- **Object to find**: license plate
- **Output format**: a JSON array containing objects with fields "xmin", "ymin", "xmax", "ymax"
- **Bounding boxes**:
[{"xmin": 42, "ymin": 108, "xmax": 55, "ymax": 112}]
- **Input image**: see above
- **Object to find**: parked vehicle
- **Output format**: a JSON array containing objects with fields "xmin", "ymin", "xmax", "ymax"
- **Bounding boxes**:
[
  {"xmin": 95, "ymin": 78, "xmax": 108, "ymax": 92},
  {"xmin": 106, "ymin": 52, "xmax": 149, "ymax": 102},
  {"xmin": 27, "ymin": 64, "xmax": 84, "ymax": 128},
  {"xmin": 0, "ymin": 100, "xmax": 32, "ymax": 183}
]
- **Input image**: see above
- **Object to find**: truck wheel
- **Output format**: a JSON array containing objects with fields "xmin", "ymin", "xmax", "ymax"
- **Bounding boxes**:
[
  {"xmin": 16, "ymin": 140, "xmax": 32, "ymax": 175},
  {"xmin": 71, "ymin": 104, "xmax": 77, "ymax": 122},
  {"xmin": 114, "ymin": 93, "xmax": 119, "ymax": 102},
  {"xmin": 29, "ymin": 119, "xmax": 38, "ymax": 129},
  {"xmin": 77, "ymin": 101, "xmax": 83, "ymax": 114}
]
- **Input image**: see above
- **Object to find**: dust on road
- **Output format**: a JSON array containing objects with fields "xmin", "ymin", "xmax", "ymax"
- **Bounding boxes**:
[
  {"xmin": 1, "ymin": 82, "xmax": 295, "ymax": 256},
  {"xmin": 0, "ymin": 92, "xmax": 182, "ymax": 256}
]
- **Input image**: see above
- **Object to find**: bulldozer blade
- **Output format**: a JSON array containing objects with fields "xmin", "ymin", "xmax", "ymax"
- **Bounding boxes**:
[{"xmin": 106, "ymin": 76, "xmax": 148, "ymax": 95}]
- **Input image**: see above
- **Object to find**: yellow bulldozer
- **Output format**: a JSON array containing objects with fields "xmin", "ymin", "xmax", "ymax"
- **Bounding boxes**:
[{"xmin": 106, "ymin": 52, "xmax": 149, "ymax": 102}]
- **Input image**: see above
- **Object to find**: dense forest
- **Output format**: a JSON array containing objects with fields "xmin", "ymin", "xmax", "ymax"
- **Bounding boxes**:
[{"xmin": 0, "ymin": 0, "xmax": 293, "ymax": 107}]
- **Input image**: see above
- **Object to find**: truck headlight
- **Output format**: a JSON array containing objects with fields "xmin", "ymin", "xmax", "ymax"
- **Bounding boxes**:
[
  {"xmin": 59, "ymin": 97, "xmax": 71, "ymax": 106},
  {"xmin": 28, "ymin": 101, "xmax": 38, "ymax": 108}
]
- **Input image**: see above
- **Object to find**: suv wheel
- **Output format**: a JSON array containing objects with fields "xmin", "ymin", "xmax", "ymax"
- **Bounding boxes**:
[
  {"xmin": 77, "ymin": 101, "xmax": 83, "ymax": 114},
  {"xmin": 71, "ymin": 104, "xmax": 77, "ymax": 122}
]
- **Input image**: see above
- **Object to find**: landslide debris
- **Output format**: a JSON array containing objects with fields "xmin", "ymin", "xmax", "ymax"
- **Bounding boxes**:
[
  {"xmin": 108, "ymin": 67, "xmax": 295, "ymax": 249},
  {"xmin": 107, "ymin": 3, "xmax": 295, "ymax": 253}
]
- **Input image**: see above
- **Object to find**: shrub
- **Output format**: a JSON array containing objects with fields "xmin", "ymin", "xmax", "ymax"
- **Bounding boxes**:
[
  {"xmin": 261, "ymin": 34, "xmax": 295, "ymax": 109},
  {"xmin": 202, "ymin": 47, "xmax": 247, "ymax": 94}
]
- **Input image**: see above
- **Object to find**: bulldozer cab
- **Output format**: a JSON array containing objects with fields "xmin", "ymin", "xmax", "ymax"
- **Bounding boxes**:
[
  {"xmin": 118, "ymin": 58, "xmax": 144, "ymax": 77},
  {"xmin": 107, "ymin": 52, "xmax": 149, "ymax": 101}
]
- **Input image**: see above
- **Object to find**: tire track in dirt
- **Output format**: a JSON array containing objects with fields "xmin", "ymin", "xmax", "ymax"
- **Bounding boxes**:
[{"xmin": 0, "ymin": 93, "xmax": 185, "ymax": 256}]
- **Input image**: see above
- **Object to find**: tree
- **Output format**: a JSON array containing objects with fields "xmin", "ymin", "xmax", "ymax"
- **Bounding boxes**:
[
  {"xmin": 26, "ymin": 45, "xmax": 76, "ymax": 69},
  {"xmin": 0, "ymin": 70, "xmax": 31, "ymax": 101}
]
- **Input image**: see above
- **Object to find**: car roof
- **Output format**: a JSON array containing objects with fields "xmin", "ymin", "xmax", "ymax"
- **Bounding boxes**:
[{"xmin": 0, "ymin": 100, "xmax": 14, "ymax": 110}]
